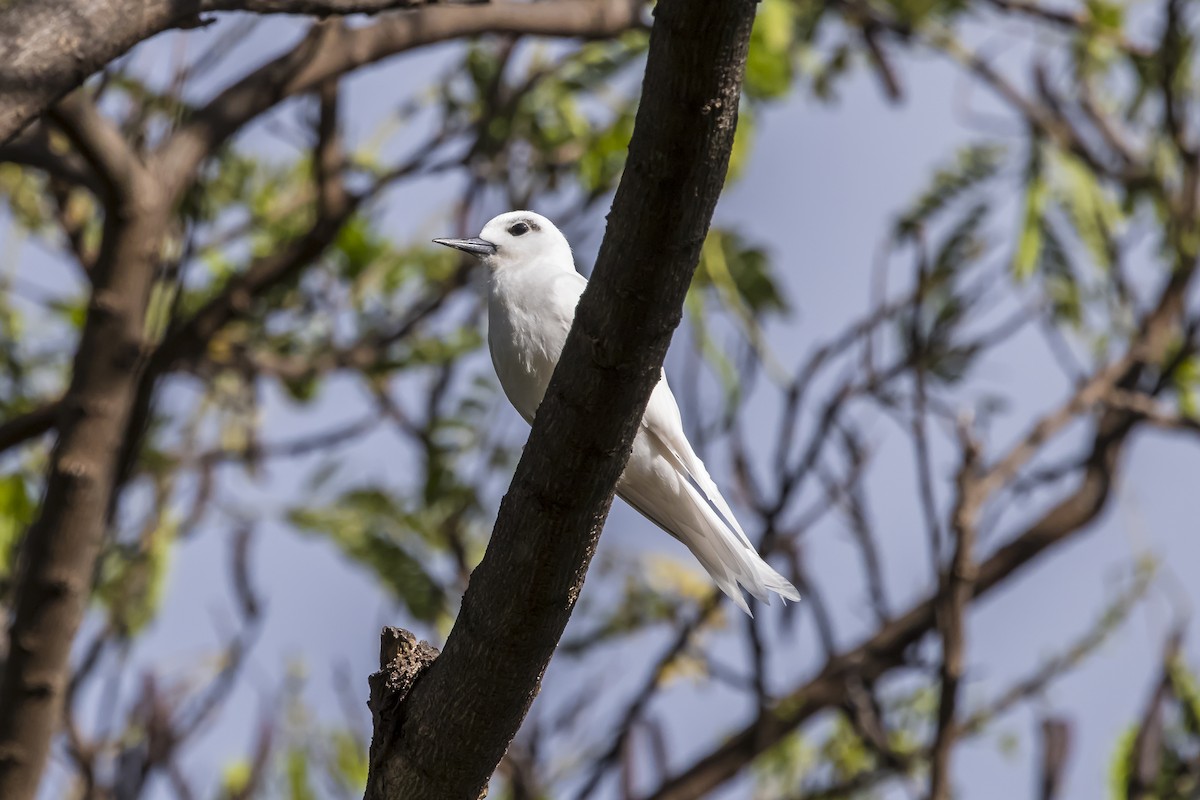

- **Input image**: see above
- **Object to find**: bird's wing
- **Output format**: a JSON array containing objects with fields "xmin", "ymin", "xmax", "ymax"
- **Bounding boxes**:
[
  {"xmin": 546, "ymin": 269, "xmax": 753, "ymax": 556},
  {"xmin": 547, "ymin": 269, "xmax": 588, "ymax": 336},
  {"xmin": 639, "ymin": 373, "xmax": 755, "ymax": 552}
]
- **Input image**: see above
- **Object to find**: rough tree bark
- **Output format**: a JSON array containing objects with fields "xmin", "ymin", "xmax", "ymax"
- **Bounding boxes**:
[
  {"xmin": 361, "ymin": 0, "xmax": 759, "ymax": 797},
  {"xmin": 0, "ymin": 0, "xmax": 542, "ymax": 147}
]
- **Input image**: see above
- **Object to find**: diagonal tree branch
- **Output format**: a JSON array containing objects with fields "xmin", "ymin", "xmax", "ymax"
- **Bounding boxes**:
[
  {"xmin": 362, "ymin": 0, "xmax": 758, "ymax": 797},
  {"xmin": 0, "ymin": 402, "xmax": 61, "ymax": 455},
  {"xmin": 0, "ymin": 125, "xmax": 104, "ymax": 195}
]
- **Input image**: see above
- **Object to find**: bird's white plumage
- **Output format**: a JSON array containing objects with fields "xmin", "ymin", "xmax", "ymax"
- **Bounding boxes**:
[{"xmin": 441, "ymin": 210, "xmax": 800, "ymax": 615}]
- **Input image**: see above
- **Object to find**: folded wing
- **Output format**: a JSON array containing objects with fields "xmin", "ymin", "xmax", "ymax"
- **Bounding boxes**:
[{"xmin": 617, "ymin": 375, "xmax": 801, "ymax": 615}]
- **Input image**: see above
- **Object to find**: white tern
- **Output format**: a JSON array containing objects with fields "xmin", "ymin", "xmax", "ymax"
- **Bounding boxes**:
[{"xmin": 434, "ymin": 211, "xmax": 800, "ymax": 615}]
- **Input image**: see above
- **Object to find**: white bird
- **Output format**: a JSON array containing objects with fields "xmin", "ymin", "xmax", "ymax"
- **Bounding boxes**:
[{"xmin": 434, "ymin": 211, "xmax": 800, "ymax": 615}]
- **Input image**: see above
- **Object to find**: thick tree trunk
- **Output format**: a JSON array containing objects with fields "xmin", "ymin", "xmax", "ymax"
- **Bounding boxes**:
[
  {"xmin": 0, "ymin": 0, "xmax": 205, "ymax": 145},
  {"xmin": 361, "ymin": 0, "xmax": 759, "ymax": 797}
]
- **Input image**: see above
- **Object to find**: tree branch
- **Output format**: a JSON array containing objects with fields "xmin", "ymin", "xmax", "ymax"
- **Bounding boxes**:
[
  {"xmin": 206, "ymin": 0, "xmax": 465, "ymax": 12},
  {"xmin": 928, "ymin": 423, "xmax": 982, "ymax": 800},
  {"xmin": 640, "ymin": 444, "xmax": 1124, "ymax": 800},
  {"xmin": 47, "ymin": 91, "xmax": 144, "ymax": 201},
  {"xmin": 641, "ymin": 251, "xmax": 1199, "ymax": 800},
  {"xmin": 154, "ymin": 0, "xmax": 644, "ymax": 197},
  {"xmin": 0, "ymin": 164, "xmax": 168, "ymax": 800},
  {"xmin": 1038, "ymin": 718, "xmax": 1072, "ymax": 800},
  {"xmin": 0, "ymin": 402, "xmax": 61, "ymax": 455},
  {"xmin": 0, "ymin": 0, "xmax": 642, "ymax": 460},
  {"xmin": 0, "ymin": 126, "xmax": 104, "ymax": 196},
  {"xmin": 108, "ymin": 74, "xmax": 353, "ymax": 517},
  {"xmin": 362, "ymin": 0, "xmax": 757, "ymax": 797},
  {"xmin": 0, "ymin": 0, "xmax": 463, "ymax": 147}
]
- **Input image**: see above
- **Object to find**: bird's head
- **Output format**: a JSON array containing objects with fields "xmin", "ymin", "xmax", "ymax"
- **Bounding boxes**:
[{"xmin": 433, "ymin": 211, "xmax": 572, "ymax": 271}]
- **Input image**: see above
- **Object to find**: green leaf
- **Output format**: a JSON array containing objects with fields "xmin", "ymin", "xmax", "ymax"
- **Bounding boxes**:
[
  {"xmin": 330, "ymin": 730, "xmax": 369, "ymax": 793},
  {"xmin": 745, "ymin": 0, "xmax": 798, "ymax": 100},
  {"xmin": 1173, "ymin": 354, "xmax": 1200, "ymax": 418},
  {"xmin": 754, "ymin": 733, "xmax": 816, "ymax": 797},
  {"xmin": 94, "ymin": 511, "xmax": 178, "ymax": 635},
  {"xmin": 220, "ymin": 760, "xmax": 253, "ymax": 797},
  {"xmin": 931, "ymin": 201, "xmax": 989, "ymax": 277},
  {"xmin": 684, "ymin": 289, "xmax": 740, "ymax": 413},
  {"xmin": 0, "ymin": 164, "xmax": 51, "ymax": 232},
  {"xmin": 1053, "ymin": 151, "xmax": 1122, "ymax": 270},
  {"xmin": 1039, "ymin": 220, "xmax": 1083, "ymax": 326},
  {"xmin": 1107, "ymin": 725, "xmax": 1137, "ymax": 800},
  {"xmin": 693, "ymin": 229, "xmax": 789, "ymax": 317},
  {"xmin": 334, "ymin": 216, "xmax": 389, "ymax": 281},
  {"xmin": 1014, "ymin": 171, "xmax": 1048, "ymax": 280},
  {"xmin": 896, "ymin": 144, "xmax": 1006, "ymax": 239},
  {"xmin": 726, "ymin": 105, "xmax": 756, "ymax": 185},
  {"xmin": 393, "ymin": 327, "xmax": 483, "ymax": 370},
  {"xmin": 578, "ymin": 107, "xmax": 636, "ymax": 195},
  {"xmin": 0, "ymin": 473, "xmax": 35, "ymax": 580},
  {"xmin": 1085, "ymin": 0, "xmax": 1124, "ymax": 31},
  {"xmin": 559, "ymin": 30, "xmax": 650, "ymax": 91},
  {"xmin": 286, "ymin": 746, "xmax": 318, "ymax": 800},
  {"xmin": 288, "ymin": 491, "xmax": 448, "ymax": 623},
  {"xmin": 689, "ymin": 228, "xmax": 790, "ymax": 394}
]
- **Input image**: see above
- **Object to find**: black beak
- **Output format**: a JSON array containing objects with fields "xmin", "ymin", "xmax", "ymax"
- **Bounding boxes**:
[{"xmin": 432, "ymin": 237, "xmax": 497, "ymax": 257}]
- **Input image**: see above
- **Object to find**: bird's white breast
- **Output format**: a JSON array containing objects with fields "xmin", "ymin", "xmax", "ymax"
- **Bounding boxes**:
[{"xmin": 487, "ymin": 262, "xmax": 585, "ymax": 423}]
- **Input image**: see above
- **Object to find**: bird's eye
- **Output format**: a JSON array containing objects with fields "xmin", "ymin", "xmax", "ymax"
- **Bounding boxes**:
[{"xmin": 508, "ymin": 222, "xmax": 530, "ymax": 236}]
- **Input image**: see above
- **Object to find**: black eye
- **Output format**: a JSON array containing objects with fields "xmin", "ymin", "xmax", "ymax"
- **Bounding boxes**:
[{"xmin": 508, "ymin": 222, "xmax": 530, "ymax": 236}]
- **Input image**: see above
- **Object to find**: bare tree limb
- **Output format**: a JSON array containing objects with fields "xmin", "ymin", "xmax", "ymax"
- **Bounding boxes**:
[
  {"xmin": 928, "ymin": 422, "xmax": 982, "ymax": 800},
  {"xmin": 640, "ymin": 454, "xmax": 1124, "ymax": 800},
  {"xmin": 1038, "ymin": 718, "xmax": 1072, "ymax": 800},
  {"xmin": 46, "ymin": 92, "xmax": 143, "ymax": 200},
  {"xmin": 362, "ymin": 0, "xmax": 758, "ymax": 796},
  {"xmin": 1128, "ymin": 631, "xmax": 1184, "ymax": 800},
  {"xmin": 0, "ymin": 402, "xmax": 61, "ymax": 455}
]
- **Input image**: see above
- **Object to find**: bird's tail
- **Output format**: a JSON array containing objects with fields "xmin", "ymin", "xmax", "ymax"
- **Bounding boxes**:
[
  {"xmin": 683, "ymin": 512, "xmax": 801, "ymax": 617},
  {"xmin": 620, "ymin": 468, "xmax": 801, "ymax": 617}
]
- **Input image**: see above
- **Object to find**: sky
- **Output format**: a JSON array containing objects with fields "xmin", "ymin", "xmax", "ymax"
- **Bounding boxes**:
[{"xmin": 7, "ymin": 7, "xmax": 1200, "ymax": 800}]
